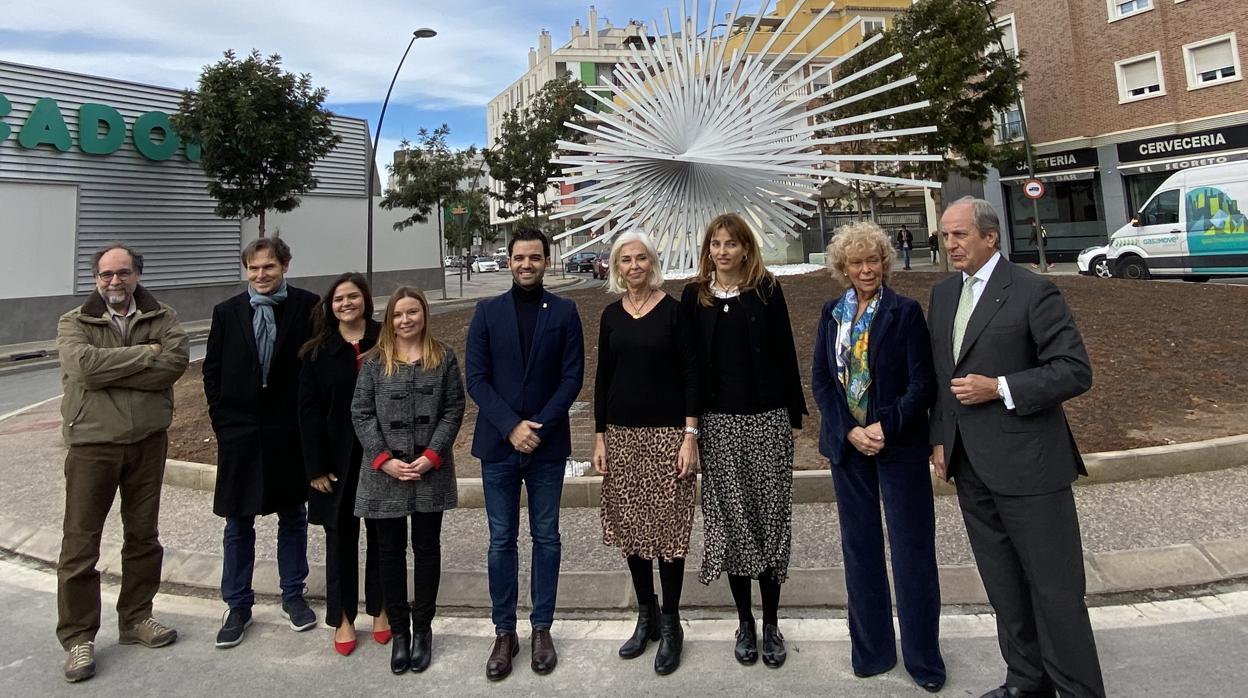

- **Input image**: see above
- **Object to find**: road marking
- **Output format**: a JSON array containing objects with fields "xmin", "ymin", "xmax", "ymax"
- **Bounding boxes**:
[{"xmin": 0, "ymin": 394, "xmax": 61, "ymax": 425}]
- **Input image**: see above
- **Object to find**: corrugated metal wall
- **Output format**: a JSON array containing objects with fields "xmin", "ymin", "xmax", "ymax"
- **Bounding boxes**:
[{"xmin": 0, "ymin": 61, "xmax": 368, "ymax": 292}]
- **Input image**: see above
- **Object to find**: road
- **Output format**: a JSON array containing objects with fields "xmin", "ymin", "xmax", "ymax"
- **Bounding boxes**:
[{"xmin": 1, "ymin": 555, "xmax": 1244, "ymax": 696}]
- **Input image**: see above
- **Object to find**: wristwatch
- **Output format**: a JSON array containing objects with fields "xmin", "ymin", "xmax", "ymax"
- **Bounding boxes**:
[
  {"xmin": 684, "ymin": 426, "xmax": 700, "ymax": 438},
  {"xmin": 996, "ymin": 376, "xmax": 1007, "ymax": 401}
]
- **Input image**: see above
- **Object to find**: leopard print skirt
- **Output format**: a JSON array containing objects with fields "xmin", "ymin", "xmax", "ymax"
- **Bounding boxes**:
[
  {"xmin": 698, "ymin": 408, "xmax": 793, "ymax": 585},
  {"xmin": 601, "ymin": 425, "xmax": 696, "ymax": 560}
]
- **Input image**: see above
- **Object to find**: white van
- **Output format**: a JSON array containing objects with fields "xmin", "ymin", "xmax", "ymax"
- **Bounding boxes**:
[{"xmin": 1106, "ymin": 162, "xmax": 1248, "ymax": 280}]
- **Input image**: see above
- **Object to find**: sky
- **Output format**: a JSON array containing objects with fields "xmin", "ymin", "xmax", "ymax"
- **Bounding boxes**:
[{"xmin": 0, "ymin": 0, "xmax": 714, "ymax": 178}]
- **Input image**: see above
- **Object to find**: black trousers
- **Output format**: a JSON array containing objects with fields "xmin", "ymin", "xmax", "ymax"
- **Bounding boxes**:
[
  {"xmin": 323, "ymin": 511, "xmax": 383, "ymax": 626},
  {"xmin": 952, "ymin": 442, "xmax": 1105, "ymax": 698},
  {"xmin": 373, "ymin": 512, "xmax": 444, "ymax": 635}
]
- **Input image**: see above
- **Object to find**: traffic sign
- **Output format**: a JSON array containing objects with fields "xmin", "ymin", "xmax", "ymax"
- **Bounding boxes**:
[{"xmin": 1023, "ymin": 178, "xmax": 1045, "ymax": 199}]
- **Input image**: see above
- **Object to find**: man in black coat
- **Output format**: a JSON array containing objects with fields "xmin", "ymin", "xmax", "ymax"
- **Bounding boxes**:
[
  {"xmin": 928, "ymin": 197, "xmax": 1104, "ymax": 698},
  {"xmin": 203, "ymin": 237, "xmax": 319, "ymax": 649}
]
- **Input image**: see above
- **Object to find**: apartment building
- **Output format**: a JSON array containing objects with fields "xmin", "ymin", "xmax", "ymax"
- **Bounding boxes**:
[{"xmin": 986, "ymin": 0, "xmax": 1248, "ymax": 261}]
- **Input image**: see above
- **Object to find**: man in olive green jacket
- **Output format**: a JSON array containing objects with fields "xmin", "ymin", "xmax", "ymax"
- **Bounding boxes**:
[{"xmin": 55, "ymin": 244, "xmax": 189, "ymax": 683}]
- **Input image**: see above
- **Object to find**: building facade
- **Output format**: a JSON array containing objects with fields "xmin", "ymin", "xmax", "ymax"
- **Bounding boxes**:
[
  {"xmin": 987, "ymin": 0, "xmax": 1248, "ymax": 261},
  {"xmin": 0, "ymin": 61, "xmax": 441, "ymax": 344}
]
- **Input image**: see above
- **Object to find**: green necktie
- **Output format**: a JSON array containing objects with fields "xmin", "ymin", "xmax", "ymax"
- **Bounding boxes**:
[{"xmin": 952, "ymin": 276, "xmax": 978, "ymax": 360}]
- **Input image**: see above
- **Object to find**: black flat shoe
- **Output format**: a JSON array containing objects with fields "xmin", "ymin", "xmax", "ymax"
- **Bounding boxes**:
[
  {"xmin": 853, "ymin": 662, "xmax": 896, "ymax": 678},
  {"xmin": 761, "ymin": 624, "xmax": 786, "ymax": 668},
  {"xmin": 619, "ymin": 595, "xmax": 659, "ymax": 659},
  {"xmin": 390, "ymin": 632, "xmax": 411, "ymax": 674},
  {"xmin": 734, "ymin": 619, "xmax": 758, "ymax": 665},
  {"xmin": 410, "ymin": 628, "xmax": 432, "ymax": 673},
  {"xmin": 920, "ymin": 680, "xmax": 945, "ymax": 693}
]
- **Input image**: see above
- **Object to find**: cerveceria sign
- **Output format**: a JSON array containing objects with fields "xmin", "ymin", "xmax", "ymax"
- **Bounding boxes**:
[
  {"xmin": 0, "ymin": 93, "xmax": 200, "ymax": 162},
  {"xmin": 1117, "ymin": 124, "xmax": 1248, "ymax": 163}
]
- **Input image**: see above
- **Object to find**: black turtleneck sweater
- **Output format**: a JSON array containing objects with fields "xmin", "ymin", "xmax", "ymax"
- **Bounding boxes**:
[{"xmin": 512, "ymin": 282, "xmax": 544, "ymax": 364}]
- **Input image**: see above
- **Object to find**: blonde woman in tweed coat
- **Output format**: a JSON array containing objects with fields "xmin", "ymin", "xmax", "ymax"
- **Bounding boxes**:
[{"xmin": 352, "ymin": 286, "xmax": 464, "ymax": 675}]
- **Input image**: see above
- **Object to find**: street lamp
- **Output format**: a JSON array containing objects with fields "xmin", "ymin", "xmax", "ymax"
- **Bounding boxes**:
[
  {"xmin": 366, "ymin": 28, "xmax": 438, "ymax": 290},
  {"xmin": 978, "ymin": 2, "xmax": 1048, "ymax": 272}
]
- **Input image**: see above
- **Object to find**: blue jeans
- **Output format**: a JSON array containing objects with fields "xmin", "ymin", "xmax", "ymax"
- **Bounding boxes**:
[
  {"xmin": 481, "ymin": 459, "xmax": 564, "ymax": 633},
  {"xmin": 902, "ymin": 247, "xmax": 912, "ymax": 268},
  {"xmin": 221, "ymin": 504, "xmax": 309, "ymax": 610}
]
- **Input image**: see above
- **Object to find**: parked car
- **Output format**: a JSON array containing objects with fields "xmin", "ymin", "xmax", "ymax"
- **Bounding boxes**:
[
  {"xmin": 591, "ymin": 255, "xmax": 609, "ymax": 280},
  {"xmin": 443, "ymin": 255, "xmax": 458, "ymax": 268},
  {"xmin": 493, "ymin": 254, "xmax": 508, "ymax": 268},
  {"xmin": 472, "ymin": 257, "xmax": 500, "ymax": 273},
  {"xmin": 564, "ymin": 252, "xmax": 599, "ymax": 273},
  {"xmin": 1076, "ymin": 245, "xmax": 1113, "ymax": 278},
  {"xmin": 1106, "ymin": 161, "xmax": 1248, "ymax": 281}
]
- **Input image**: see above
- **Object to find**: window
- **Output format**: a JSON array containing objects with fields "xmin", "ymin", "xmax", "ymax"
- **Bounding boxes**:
[
  {"xmin": 860, "ymin": 17, "xmax": 885, "ymax": 36},
  {"xmin": 1138, "ymin": 189, "xmax": 1180, "ymax": 226},
  {"xmin": 1115, "ymin": 52, "xmax": 1165, "ymax": 102},
  {"xmin": 1107, "ymin": 0, "xmax": 1152, "ymax": 22},
  {"xmin": 1183, "ymin": 34, "xmax": 1241, "ymax": 89},
  {"xmin": 996, "ymin": 105, "xmax": 1024, "ymax": 143},
  {"xmin": 994, "ymin": 15, "xmax": 1018, "ymax": 56}
]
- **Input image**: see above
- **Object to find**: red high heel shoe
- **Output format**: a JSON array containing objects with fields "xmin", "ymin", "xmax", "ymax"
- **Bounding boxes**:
[
  {"xmin": 334, "ymin": 637, "xmax": 357, "ymax": 656},
  {"xmin": 373, "ymin": 628, "xmax": 392, "ymax": 645}
]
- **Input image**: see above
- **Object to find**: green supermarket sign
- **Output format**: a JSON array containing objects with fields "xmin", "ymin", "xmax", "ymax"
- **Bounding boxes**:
[{"xmin": 0, "ymin": 93, "xmax": 200, "ymax": 162}]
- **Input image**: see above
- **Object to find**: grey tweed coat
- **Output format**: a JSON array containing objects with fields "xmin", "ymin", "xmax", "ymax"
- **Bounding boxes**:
[{"xmin": 351, "ymin": 346, "xmax": 465, "ymax": 517}]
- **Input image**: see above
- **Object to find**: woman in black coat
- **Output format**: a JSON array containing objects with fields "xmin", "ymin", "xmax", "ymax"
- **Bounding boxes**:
[
  {"xmin": 297, "ymin": 273, "xmax": 385, "ymax": 656},
  {"xmin": 812, "ymin": 222, "xmax": 944, "ymax": 692}
]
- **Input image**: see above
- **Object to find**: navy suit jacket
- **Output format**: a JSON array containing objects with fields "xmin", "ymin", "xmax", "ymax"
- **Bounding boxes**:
[
  {"xmin": 811, "ymin": 286, "xmax": 936, "ymax": 468},
  {"xmin": 465, "ymin": 287, "xmax": 585, "ymax": 463}
]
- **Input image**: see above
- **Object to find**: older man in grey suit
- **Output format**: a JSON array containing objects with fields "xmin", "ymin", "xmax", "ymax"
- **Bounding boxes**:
[{"xmin": 928, "ymin": 197, "xmax": 1104, "ymax": 698}]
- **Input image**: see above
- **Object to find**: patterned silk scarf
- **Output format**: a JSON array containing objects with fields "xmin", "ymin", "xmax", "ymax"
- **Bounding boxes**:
[{"xmin": 832, "ymin": 288, "xmax": 879, "ymax": 426}]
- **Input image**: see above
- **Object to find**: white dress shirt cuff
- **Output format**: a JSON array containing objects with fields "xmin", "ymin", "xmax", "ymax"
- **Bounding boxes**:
[{"xmin": 997, "ymin": 376, "xmax": 1016, "ymax": 410}]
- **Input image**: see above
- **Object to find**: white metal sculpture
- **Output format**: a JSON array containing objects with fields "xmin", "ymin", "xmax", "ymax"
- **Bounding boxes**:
[{"xmin": 551, "ymin": 0, "xmax": 943, "ymax": 272}]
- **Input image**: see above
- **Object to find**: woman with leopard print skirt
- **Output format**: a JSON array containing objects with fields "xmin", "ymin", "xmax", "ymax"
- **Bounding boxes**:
[
  {"xmin": 680, "ymin": 213, "xmax": 808, "ymax": 669},
  {"xmin": 592, "ymin": 231, "xmax": 699, "ymax": 676}
]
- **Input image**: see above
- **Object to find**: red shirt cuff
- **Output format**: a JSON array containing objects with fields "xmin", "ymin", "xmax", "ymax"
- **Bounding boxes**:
[
  {"xmin": 371, "ymin": 451, "xmax": 391, "ymax": 471},
  {"xmin": 422, "ymin": 448, "xmax": 443, "ymax": 470}
]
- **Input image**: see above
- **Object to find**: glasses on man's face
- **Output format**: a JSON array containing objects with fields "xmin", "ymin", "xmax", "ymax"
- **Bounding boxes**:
[{"xmin": 97, "ymin": 270, "xmax": 134, "ymax": 283}]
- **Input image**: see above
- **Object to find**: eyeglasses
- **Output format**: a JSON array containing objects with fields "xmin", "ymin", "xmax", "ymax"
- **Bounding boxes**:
[{"xmin": 97, "ymin": 270, "xmax": 134, "ymax": 282}]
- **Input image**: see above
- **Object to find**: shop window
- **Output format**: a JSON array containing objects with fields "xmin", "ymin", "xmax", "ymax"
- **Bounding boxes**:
[
  {"xmin": 1138, "ymin": 189, "xmax": 1180, "ymax": 226},
  {"xmin": 1115, "ymin": 52, "xmax": 1165, "ymax": 102},
  {"xmin": 1183, "ymin": 34, "xmax": 1241, "ymax": 89},
  {"xmin": 1107, "ymin": 0, "xmax": 1152, "ymax": 22}
]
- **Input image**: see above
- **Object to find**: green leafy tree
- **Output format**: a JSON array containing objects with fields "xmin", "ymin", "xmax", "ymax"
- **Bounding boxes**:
[
  {"xmin": 818, "ymin": 0, "xmax": 1026, "ymax": 186},
  {"xmin": 444, "ymin": 188, "xmax": 491, "ymax": 253},
  {"xmin": 173, "ymin": 49, "xmax": 340, "ymax": 236},
  {"xmin": 484, "ymin": 74, "xmax": 593, "ymax": 222},
  {"xmin": 380, "ymin": 125, "xmax": 481, "ymax": 233}
]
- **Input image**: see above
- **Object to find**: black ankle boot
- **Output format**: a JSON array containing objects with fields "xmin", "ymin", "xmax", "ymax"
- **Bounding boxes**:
[
  {"xmin": 390, "ymin": 632, "xmax": 412, "ymax": 674},
  {"xmin": 761, "ymin": 624, "xmax": 787, "ymax": 668},
  {"xmin": 734, "ymin": 619, "xmax": 758, "ymax": 665},
  {"xmin": 654, "ymin": 612, "xmax": 683, "ymax": 675},
  {"xmin": 618, "ymin": 595, "xmax": 660, "ymax": 659},
  {"xmin": 410, "ymin": 628, "xmax": 432, "ymax": 673}
]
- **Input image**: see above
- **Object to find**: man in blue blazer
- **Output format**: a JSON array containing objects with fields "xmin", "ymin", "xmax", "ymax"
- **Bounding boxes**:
[{"xmin": 465, "ymin": 228, "xmax": 584, "ymax": 681}]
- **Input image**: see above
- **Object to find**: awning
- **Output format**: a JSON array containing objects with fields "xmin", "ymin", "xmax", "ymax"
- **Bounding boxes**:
[
  {"xmin": 1117, "ymin": 148, "xmax": 1248, "ymax": 176},
  {"xmin": 1000, "ymin": 167, "xmax": 1097, "ymax": 183}
]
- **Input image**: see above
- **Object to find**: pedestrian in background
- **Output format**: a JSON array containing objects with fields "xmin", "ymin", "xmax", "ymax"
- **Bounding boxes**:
[
  {"xmin": 896, "ymin": 224, "xmax": 914, "ymax": 270},
  {"xmin": 55, "ymin": 243, "xmax": 189, "ymax": 682},
  {"xmin": 203, "ymin": 236, "xmax": 319, "ymax": 649},
  {"xmin": 928, "ymin": 231, "xmax": 939, "ymax": 265},
  {"xmin": 681, "ymin": 213, "xmax": 807, "ymax": 669},
  {"xmin": 297, "ymin": 273, "xmax": 386, "ymax": 657},
  {"xmin": 593, "ymin": 231, "xmax": 699, "ymax": 675},
  {"xmin": 812, "ymin": 222, "xmax": 945, "ymax": 693},
  {"xmin": 352, "ymin": 286, "xmax": 464, "ymax": 674}
]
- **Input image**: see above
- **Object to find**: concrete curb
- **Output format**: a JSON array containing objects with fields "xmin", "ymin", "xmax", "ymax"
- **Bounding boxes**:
[
  {"xmin": 161, "ymin": 433, "xmax": 1248, "ymax": 507},
  {"xmin": 2, "ymin": 513, "xmax": 1244, "ymax": 609}
]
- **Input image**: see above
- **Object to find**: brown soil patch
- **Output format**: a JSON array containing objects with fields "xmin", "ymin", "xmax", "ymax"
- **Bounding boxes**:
[{"xmin": 168, "ymin": 273, "xmax": 1248, "ymax": 476}]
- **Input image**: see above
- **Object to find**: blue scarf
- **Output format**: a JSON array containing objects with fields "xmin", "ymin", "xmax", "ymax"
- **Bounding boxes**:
[
  {"xmin": 832, "ymin": 287, "xmax": 879, "ymax": 425},
  {"xmin": 248, "ymin": 281, "xmax": 288, "ymax": 387}
]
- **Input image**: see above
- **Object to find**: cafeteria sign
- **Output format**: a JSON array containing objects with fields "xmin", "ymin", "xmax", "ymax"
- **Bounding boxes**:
[{"xmin": 0, "ymin": 93, "xmax": 201, "ymax": 162}]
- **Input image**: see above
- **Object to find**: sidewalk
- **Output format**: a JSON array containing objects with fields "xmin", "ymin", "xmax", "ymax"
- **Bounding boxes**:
[{"xmin": 2, "ymin": 396, "xmax": 1246, "ymax": 611}]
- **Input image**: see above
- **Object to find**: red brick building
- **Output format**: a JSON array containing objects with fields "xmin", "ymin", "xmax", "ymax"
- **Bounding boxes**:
[{"xmin": 985, "ymin": 0, "xmax": 1248, "ymax": 261}]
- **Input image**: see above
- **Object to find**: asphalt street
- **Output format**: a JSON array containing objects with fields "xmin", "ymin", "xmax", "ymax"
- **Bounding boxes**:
[{"xmin": 1, "ymin": 556, "xmax": 1244, "ymax": 696}]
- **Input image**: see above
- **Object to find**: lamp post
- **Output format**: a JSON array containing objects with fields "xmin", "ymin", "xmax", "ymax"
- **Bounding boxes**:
[
  {"xmin": 978, "ymin": 2, "xmax": 1048, "ymax": 272},
  {"xmin": 366, "ymin": 27, "xmax": 437, "ymax": 290}
]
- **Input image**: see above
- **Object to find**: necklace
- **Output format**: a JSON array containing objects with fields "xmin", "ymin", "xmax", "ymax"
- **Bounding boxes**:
[{"xmin": 625, "ymin": 288, "xmax": 653, "ymax": 319}]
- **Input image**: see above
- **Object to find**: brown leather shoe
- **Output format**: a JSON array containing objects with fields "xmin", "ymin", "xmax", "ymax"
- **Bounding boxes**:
[
  {"xmin": 531, "ymin": 628, "xmax": 558, "ymax": 674},
  {"xmin": 486, "ymin": 632, "xmax": 519, "ymax": 681}
]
